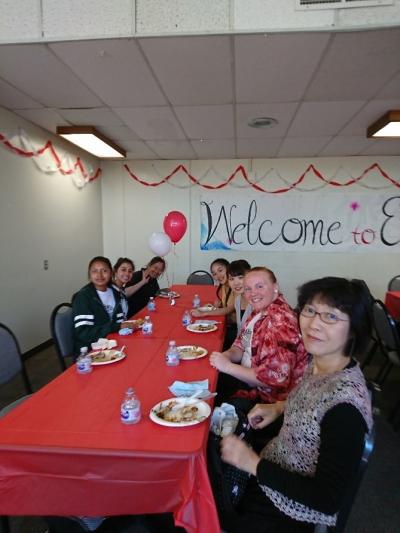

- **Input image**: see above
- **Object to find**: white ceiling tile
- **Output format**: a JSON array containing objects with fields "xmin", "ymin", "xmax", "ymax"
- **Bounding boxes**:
[
  {"xmin": 191, "ymin": 139, "xmax": 236, "ymax": 159},
  {"xmin": 376, "ymin": 72, "xmax": 400, "ymax": 99},
  {"xmin": 237, "ymin": 103, "xmax": 298, "ymax": 138},
  {"xmin": 0, "ymin": 44, "xmax": 102, "ymax": 108},
  {"xmin": 287, "ymin": 101, "xmax": 365, "ymax": 137},
  {"xmin": 174, "ymin": 105, "xmax": 234, "ymax": 139},
  {"xmin": 97, "ymin": 125, "xmax": 140, "ymax": 142},
  {"xmin": 139, "ymin": 36, "xmax": 233, "ymax": 105},
  {"xmin": 340, "ymin": 100, "xmax": 400, "ymax": 136},
  {"xmin": 0, "ymin": 78, "xmax": 43, "ymax": 109},
  {"xmin": 306, "ymin": 28, "xmax": 400, "ymax": 101},
  {"xmin": 14, "ymin": 109, "xmax": 69, "ymax": 133},
  {"xmin": 237, "ymin": 138, "xmax": 281, "ymax": 158},
  {"xmin": 122, "ymin": 141, "xmax": 157, "ymax": 159},
  {"xmin": 57, "ymin": 108, "xmax": 123, "ymax": 126},
  {"xmin": 114, "ymin": 107, "xmax": 186, "ymax": 140},
  {"xmin": 319, "ymin": 136, "xmax": 373, "ymax": 156},
  {"xmin": 361, "ymin": 139, "xmax": 400, "ymax": 156},
  {"xmin": 146, "ymin": 140, "xmax": 197, "ymax": 159},
  {"xmin": 235, "ymin": 33, "xmax": 330, "ymax": 103},
  {"xmin": 50, "ymin": 39, "xmax": 167, "ymax": 107},
  {"xmin": 278, "ymin": 137, "xmax": 330, "ymax": 158}
]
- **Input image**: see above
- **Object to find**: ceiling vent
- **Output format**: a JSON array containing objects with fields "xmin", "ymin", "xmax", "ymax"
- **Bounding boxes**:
[{"xmin": 296, "ymin": 0, "xmax": 393, "ymax": 10}]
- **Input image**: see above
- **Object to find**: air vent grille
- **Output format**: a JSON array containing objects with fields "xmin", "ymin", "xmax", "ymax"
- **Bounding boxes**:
[{"xmin": 296, "ymin": 0, "xmax": 393, "ymax": 10}]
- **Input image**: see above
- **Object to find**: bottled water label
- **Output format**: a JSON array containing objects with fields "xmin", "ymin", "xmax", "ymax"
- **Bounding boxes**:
[
  {"xmin": 147, "ymin": 299, "xmax": 156, "ymax": 311},
  {"xmin": 76, "ymin": 356, "xmax": 92, "ymax": 374},
  {"xmin": 193, "ymin": 295, "xmax": 201, "ymax": 308},
  {"xmin": 142, "ymin": 321, "xmax": 153, "ymax": 335},
  {"xmin": 182, "ymin": 312, "xmax": 192, "ymax": 326},
  {"xmin": 121, "ymin": 405, "xmax": 141, "ymax": 424}
]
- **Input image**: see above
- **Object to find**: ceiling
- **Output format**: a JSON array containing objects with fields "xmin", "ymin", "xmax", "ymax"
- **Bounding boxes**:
[{"xmin": 0, "ymin": 26, "xmax": 400, "ymax": 160}]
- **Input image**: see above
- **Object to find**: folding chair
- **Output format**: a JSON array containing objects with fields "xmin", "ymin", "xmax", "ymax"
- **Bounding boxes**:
[
  {"xmin": 388, "ymin": 275, "xmax": 400, "ymax": 292},
  {"xmin": 50, "ymin": 302, "xmax": 74, "ymax": 370},
  {"xmin": 186, "ymin": 270, "xmax": 214, "ymax": 285}
]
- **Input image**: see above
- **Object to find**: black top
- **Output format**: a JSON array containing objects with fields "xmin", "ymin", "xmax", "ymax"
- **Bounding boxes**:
[
  {"xmin": 126, "ymin": 270, "xmax": 160, "ymax": 318},
  {"xmin": 256, "ymin": 403, "xmax": 367, "ymax": 515}
]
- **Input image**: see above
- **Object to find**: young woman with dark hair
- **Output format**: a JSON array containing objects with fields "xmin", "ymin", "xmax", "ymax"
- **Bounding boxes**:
[
  {"xmin": 72, "ymin": 256, "xmax": 124, "ymax": 354},
  {"xmin": 126, "ymin": 256, "xmax": 166, "ymax": 317}
]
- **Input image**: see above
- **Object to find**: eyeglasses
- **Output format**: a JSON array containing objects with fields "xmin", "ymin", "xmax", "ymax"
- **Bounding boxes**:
[{"xmin": 300, "ymin": 305, "xmax": 349, "ymax": 325}]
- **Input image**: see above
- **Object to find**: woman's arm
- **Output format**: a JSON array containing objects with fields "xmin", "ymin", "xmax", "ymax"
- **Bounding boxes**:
[
  {"xmin": 124, "ymin": 272, "xmax": 149, "ymax": 297},
  {"xmin": 247, "ymin": 401, "xmax": 286, "ymax": 429},
  {"xmin": 255, "ymin": 403, "xmax": 367, "ymax": 515},
  {"xmin": 211, "ymin": 357, "xmax": 266, "ymax": 387}
]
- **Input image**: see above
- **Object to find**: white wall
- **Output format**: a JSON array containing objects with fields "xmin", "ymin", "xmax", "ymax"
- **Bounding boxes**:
[
  {"xmin": 102, "ymin": 157, "xmax": 400, "ymax": 307},
  {"xmin": 0, "ymin": 107, "xmax": 103, "ymax": 351}
]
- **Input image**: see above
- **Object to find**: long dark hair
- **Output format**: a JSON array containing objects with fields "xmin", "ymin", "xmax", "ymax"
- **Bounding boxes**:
[{"xmin": 297, "ymin": 277, "xmax": 371, "ymax": 357}]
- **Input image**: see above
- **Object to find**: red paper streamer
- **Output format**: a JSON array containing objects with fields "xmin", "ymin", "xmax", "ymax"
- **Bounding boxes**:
[
  {"xmin": 0, "ymin": 133, "xmax": 102, "ymax": 182},
  {"xmin": 124, "ymin": 162, "xmax": 400, "ymax": 193}
]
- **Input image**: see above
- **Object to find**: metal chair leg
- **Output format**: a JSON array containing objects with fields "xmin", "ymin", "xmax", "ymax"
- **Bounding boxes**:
[{"xmin": 0, "ymin": 516, "xmax": 11, "ymax": 533}]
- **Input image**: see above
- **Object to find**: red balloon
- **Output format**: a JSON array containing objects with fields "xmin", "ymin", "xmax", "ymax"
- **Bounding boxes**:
[{"xmin": 163, "ymin": 211, "xmax": 187, "ymax": 244}]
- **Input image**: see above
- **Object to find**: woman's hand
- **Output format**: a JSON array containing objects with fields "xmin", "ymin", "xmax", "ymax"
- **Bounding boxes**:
[
  {"xmin": 248, "ymin": 402, "xmax": 284, "ymax": 429},
  {"xmin": 209, "ymin": 351, "xmax": 231, "ymax": 373},
  {"xmin": 221, "ymin": 435, "xmax": 260, "ymax": 476},
  {"xmin": 191, "ymin": 309, "xmax": 206, "ymax": 317}
]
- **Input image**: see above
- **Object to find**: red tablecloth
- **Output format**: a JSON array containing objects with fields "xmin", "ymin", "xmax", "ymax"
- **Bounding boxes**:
[
  {"xmin": 385, "ymin": 291, "xmax": 400, "ymax": 319},
  {"xmin": 0, "ymin": 285, "xmax": 224, "ymax": 533}
]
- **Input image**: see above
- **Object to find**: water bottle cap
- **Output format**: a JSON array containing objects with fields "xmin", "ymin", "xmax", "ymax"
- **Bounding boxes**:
[
  {"xmin": 145, "ymin": 315, "xmax": 150, "ymax": 320},
  {"xmin": 169, "ymin": 340, "xmax": 176, "ymax": 346},
  {"xmin": 80, "ymin": 346, "xmax": 88, "ymax": 354},
  {"xmin": 126, "ymin": 387, "xmax": 134, "ymax": 395}
]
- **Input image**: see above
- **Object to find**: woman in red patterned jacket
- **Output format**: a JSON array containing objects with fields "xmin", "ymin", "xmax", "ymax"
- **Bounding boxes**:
[{"xmin": 210, "ymin": 267, "xmax": 308, "ymax": 406}]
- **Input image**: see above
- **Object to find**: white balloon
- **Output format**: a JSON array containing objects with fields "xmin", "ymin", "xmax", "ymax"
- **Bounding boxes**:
[{"xmin": 148, "ymin": 232, "xmax": 172, "ymax": 257}]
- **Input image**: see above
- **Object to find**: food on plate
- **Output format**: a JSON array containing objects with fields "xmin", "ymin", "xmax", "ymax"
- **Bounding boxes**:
[
  {"xmin": 153, "ymin": 400, "xmax": 202, "ymax": 423},
  {"xmin": 191, "ymin": 324, "xmax": 215, "ymax": 332},
  {"xmin": 121, "ymin": 318, "xmax": 144, "ymax": 329},
  {"xmin": 158, "ymin": 290, "xmax": 180, "ymax": 298},
  {"xmin": 177, "ymin": 346, "xmax": 205, "ymax": 358},
  {"xmin": 89, "ymin": 349, "xmax": 120, "ymax": 363}
]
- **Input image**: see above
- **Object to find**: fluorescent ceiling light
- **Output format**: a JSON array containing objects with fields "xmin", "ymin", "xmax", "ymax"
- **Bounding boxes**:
[
  {"xmin": 56, "ymin": 126, "xmax": 126, "ymax": 158},
  {"xmin": 367, "ymin": 110, "xmax": 400, "ymax": 138}
]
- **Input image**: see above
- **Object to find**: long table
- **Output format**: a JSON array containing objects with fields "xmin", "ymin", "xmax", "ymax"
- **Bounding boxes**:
[
  {"xmin": 385, "ymin": 290, "xmax": 400, "ymax": 320},
  {"xmin": 0, "ymin": 285, "xmax": 224, "ymax": 533}
]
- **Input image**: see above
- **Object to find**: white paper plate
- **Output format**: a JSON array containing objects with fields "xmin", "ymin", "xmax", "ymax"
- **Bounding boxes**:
[
  {"xmin": 186, "ymin": 323, "xmax": 218, "ymax": 333},
  {"xmin": 158, "ymin": 291, "xmax": 180, "ymax": 299},
  {"xmin": 149, "ymin": 397, "xmax": 211, "ymax": 427},
  {"xmin": 177, "ymin": 345, "xmax": 208, "ymax": 360},
  {"xmin": 89, "ymin": 349, "xmax": 126, "ymax": 366}
]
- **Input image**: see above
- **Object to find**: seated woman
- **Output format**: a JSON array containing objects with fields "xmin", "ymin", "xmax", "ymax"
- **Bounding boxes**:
[
  {"xmin": 210, "ymin": 267, "xmax": 307, "ymax": 406},
  {"xmin": 126, "ymin": 256, "xmax": 166, "ymax": 317},
  {"xmin": 193, "ymin": 260, "xmax": 252, "ymax": 349},
  {"xmin": 210, "ymin": 257, "xmax": 234, "ymax": 310},
  {"xmin": 72, "ymin": 256, "xmax": 124, "ymax": 355},
  {"xmin": 112, "ymin": 257, "xmax": 135, "ymax": 320},
  {"xmin": 219, "ymin": 277, "xmax": 373, "ymax": 533}
]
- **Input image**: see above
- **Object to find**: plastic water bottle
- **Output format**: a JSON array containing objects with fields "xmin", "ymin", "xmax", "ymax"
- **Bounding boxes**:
[
  {"xmin": 120, "ymin": 387, "xmax": 141, "ymax": 424},
  {"xmin": 76, "ymin": 346, "xmax": 92, "ymax": 374},
  {"xmin": 166, "ymin": 340, "xmax": 180, "ymax": 366},
  {"xmin": 192, "ymin": 294, "xmax": 201, "ymax": 308},
  {"xmin": 142, "ymin": 315, "xmax": 153, "ymax": 336},
  {"xmin": 147, "ymin": 297, "xmax": 156, "ymax": 312},
  {"xmin": 182, "ymin": 310, "xmax": 192, "ymax": 327}
]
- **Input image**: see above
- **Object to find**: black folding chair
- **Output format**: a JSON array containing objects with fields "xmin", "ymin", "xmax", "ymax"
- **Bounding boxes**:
[
  {"xmin": 388, "ymin": 275, "xmax": 400, "ymax": 292},
  {"xmin": 50, "ymin": 302, "xmax": 74, "ymax": 370},
  {"xmin": 186, "ymin": 270, "xmax": 214, "ymax": 285}
]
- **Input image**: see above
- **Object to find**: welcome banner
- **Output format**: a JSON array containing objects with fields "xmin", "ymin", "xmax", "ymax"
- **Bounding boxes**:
[{"xmin": 200, "ymin": 193, "xmax": 400, "ymax": 253}]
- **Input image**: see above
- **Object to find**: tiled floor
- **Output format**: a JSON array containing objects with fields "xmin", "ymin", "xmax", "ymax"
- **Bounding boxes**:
[{"xmin": 1, "ymin": 346, "xmax": 400, "ymax": 532}]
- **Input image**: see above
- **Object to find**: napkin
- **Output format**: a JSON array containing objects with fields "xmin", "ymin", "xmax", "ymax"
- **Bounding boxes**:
[
  {"xmin": 169, "ymin": 379, "xmax": 210, "ymax": 398},
  {"xmin": 118, "ymin": 327, "xmax": 133, "ymax": 336},
  {"xmin": 91, "ymin": 338, "xmax": 117, "ymax": 350}
]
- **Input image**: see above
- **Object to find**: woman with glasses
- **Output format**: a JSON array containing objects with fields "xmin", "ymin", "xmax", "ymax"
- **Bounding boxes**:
[
  {"xmin": 126, "ymin": 256, "xmax": 166, "ymax": 317},
  {"xmin": 209, "ymin": 267, "xmax": 308, "ymax": 406},
  {"xmin": 218, "ymin": 277, "xmax": 373, "ymax": 532}
]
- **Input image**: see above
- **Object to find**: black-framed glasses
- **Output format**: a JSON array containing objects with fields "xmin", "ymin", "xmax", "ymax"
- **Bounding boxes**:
[{"xmin": 300, "ymin": 305, "xmax": 349, "ymax": 325}]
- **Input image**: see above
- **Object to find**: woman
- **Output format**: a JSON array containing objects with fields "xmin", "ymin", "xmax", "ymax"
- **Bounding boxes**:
[
  {"xmin": 126, "ymin": 256, "xmax": 166, "ymax": 317},
  {"xmin": 112, "ymin": 257, "xmax": 134, "ymax": 320},
  {"xmin": 72, "ymin": 256, "xmax": 124, "ymax": 355},
  {"xmin": 219, "ymin": 277, "xmax": 373, "ymax": 532},
  {"xmin": 210, "ymin": 258, "xmax": 234, "ymax": 310},
  {"xmin": 210, "ymin": 267, "xmax": 307, "ymax": 405}
]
